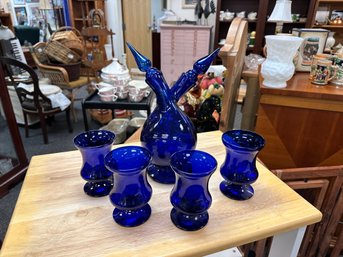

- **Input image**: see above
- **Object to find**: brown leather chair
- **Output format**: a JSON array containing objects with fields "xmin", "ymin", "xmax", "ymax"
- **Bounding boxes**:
[{"xmin": 0, "ymin": 57, "xmax": 73, "ymax": 144}]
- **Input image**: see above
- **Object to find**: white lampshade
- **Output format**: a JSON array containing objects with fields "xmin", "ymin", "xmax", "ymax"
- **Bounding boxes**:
[
  {"xmin": 268, "ymin": 0, "xmax": 292, "ymax": 22},
  {"xmin": 39, "ymin": 0, "xmax": 52, "ymax": 10}
]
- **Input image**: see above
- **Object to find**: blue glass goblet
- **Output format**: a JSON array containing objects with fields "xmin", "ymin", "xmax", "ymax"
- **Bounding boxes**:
[
  {"xmin": 105, "ymin": 146, "xmax": 152, "ymax": 227},
  {"xmin": 220, "ymin": 130, "xmax": 265, "ymax": 201},
  {"xmin": 170, "ymin": 150, "xmax": 217, "ymax": 231},
  {"xmin": 74, "ymin": 130, "xmax": 115, "ymax": 197}
]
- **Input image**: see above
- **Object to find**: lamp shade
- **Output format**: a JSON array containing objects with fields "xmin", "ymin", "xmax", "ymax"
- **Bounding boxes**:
[
  {"xmin": 39, "ymin": 0, "xmax": 52, "ymax": 10},
  {"xmin": 268, "ymin": 0, "xmax": 292, "ymax": 22}
]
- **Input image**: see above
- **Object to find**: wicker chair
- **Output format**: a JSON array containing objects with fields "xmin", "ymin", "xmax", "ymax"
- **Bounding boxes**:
[
  {"xmin": 0, "ymin": 57, "xmax": 73, "ymax": 144},
  {"xmin": 31, "ymin": 42, "xmax": 89, "ymax": 120}
]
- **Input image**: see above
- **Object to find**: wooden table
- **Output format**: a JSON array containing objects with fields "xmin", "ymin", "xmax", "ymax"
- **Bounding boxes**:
[
  {"xmin": 0, "ymin": 131, "xmax": 321, "ymax": 257},
  {"xmin": 256, "ymin": 72, "xmax": 343, "ymax": 169}
]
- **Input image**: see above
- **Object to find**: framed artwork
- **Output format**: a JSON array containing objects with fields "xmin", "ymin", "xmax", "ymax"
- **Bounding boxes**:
[
  {"xmin": 13, "ymin": 0, "xmax": 25, "ymax": 5},
  {"xmin": 292, "ymin": 28, "xmax": 329, "ymax": 72},
  {"xmin": 14, "ymin": 6, "xmax": 28, "ymax": 25},
  {"xmin": 182, "ymin": 0, "xmax": 197, "ymax": 9},
  {"xmin": 27, "ymin": 3, "xmax": 42, "ymax": 26}
]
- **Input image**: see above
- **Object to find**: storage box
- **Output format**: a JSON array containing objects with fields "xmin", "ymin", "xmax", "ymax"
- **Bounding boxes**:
[{"xmin": 292, "ymin": 28, "xmax": 329, "ymax": 72}]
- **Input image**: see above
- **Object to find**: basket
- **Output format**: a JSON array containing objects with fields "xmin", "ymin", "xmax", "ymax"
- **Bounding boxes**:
[
  {"xmin": 45, "ymin": 40, "xmax": 81, "ymax": 64},
  {"xmin": 51, "ymin": 27, "xmax": 85, "ymax": 57},
  {"xmin": 60, "ymin": 39, "xmax": 84, "ymax": 56},
  {"xmin": 52, "ymin": 62, "xmax": 81, "ymax": 81}
]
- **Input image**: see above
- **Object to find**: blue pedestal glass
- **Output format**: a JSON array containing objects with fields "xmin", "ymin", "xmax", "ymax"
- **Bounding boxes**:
[
  {"xmin": 127, "ymin": 43, "xmax": 219, "ymax": 184},
  {"xmin": 105, "ymin": 146, "xmax": 152, "ymax": 227},
  {"xmin": 170, "ymin": 150, "xmax": 217, "ymax": 231},
  {"xmin": 73, "ymin": 130, "xmax": 115, "ymax": 197},
  {"xmin": 220, "ymin": 130, "xmax": 265, "ymax": 201}
]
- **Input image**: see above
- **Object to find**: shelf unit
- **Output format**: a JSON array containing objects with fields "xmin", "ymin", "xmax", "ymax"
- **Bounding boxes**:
[
  {"xmin": 311, "ymin": 0, "xmax": 343, "ymax": 44},
  {"xmin": 214, "ymin": 0, "xmax": 316, "ymax": 58},
  {"xmin": 68, "ymin": 0, "xmax": 104, "ymax": 32}
]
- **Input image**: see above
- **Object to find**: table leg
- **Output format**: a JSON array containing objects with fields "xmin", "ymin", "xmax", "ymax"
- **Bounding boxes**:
[
  {"xmin": 241, "ymin": 76, "xmax": 260, "ymax": 131},
  {"xmin": 81, "ymin": 101, "xmax": 89, "ymax": 131},
  {"xmin": 268, "ymin": 226, "xmax": 306, "ymax": 257}
]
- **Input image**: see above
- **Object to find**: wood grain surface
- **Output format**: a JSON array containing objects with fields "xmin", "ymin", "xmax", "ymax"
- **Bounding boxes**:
[
  {"xmin": 256, "ymin": 73, "xmax": 343, "ymax": 169},
  {"xmin": 0, "ymin": 131, "xmax": 322, "ymax": 257}
]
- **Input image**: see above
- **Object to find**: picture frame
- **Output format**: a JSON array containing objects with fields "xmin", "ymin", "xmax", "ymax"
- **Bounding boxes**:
[
  {"xmin": 14, "ymin": 6, "xmax": 28, "ymax": 25},
  {"xmin": 182, "ymin": 0, "xmax": 197, "ymax": 9},
  {"xmin": 292, "ymin": 28, "xmax": 329, "ymax": 72},
  {"xmin": 27, "ymin": 3, "xmax": 42, "ymax": 27},
  {"xmin": 13, "ymin": 0, "xmax": 25, "ymax": 5}
]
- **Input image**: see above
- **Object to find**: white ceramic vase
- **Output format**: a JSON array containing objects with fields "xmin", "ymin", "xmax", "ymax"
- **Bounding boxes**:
[
  {"xmin": 261, "ymin": 35, "xmax": 304, "ymax": 88},
  {"xmin": 326, "ymin": 32, "xmax": 335, "ymax": 50}
]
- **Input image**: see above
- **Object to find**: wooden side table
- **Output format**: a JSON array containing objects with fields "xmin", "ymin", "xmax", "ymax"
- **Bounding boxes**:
[
  {"xmin": 255, "ymin": 73, "xmax": 343, "ymax": 169},
  {"xmin": 82, "ymin": 90, "xmax": 154, "ymax": 130}
]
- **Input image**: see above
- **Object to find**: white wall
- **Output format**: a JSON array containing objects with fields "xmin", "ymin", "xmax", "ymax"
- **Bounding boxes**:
[{"xmin": 105, "ymin": 0, "xmax": 124, "ymax": 63}]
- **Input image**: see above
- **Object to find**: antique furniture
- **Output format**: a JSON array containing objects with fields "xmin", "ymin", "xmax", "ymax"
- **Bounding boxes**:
[
  {"xmin": 255, "ymin": 72, "xmax": 343, "ymax": 169},
  {"xmin": 0, "ymin": 57, "xmax": 73, "ymax": 144},
  {"xmin": 68, "ymin": 0, "xmax": 104, "ymax": 32},
  {"xmin": 160, "ymin": 24, "xmax": 212, "ymax": 85},
  {"xmin": 0, "ymin": 131, "xmax": 321, "ymax": 256},
  {"xmin": 245, "ymin": 165, "xmax": 343, "ymax": 257},
  {"xmin": 218, "ymin": 17, "xmax": 247, "ymax": 131},
  {"xmin": 31, "ymin": 42, "xmax": 89, "ymax": 120},
  {"xmin": 81, "ymin": 90, "xmax": 154, "ymax": 131},
  {"xmin": 0, "ymin": 59, "xmax": 28, "ymax": 198}
]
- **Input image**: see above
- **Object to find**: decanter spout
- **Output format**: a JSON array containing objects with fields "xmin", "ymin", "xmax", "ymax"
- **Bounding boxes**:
[
  {"xmin": 193, "ymin": 48, "xmax": 220, "ymax": 74},
  {"xmin": 171, "ymin": 48, "xmax": 220, "ymax": 100},
  {"xmin": 126, "ymin": 43, "xmax": 152, "ymax": 72}
]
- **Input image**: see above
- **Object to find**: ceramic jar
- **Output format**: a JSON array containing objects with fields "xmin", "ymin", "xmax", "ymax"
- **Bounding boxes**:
[{"xmin": 310, "ymin": 59, "xmax": 336, "ymax": 85}]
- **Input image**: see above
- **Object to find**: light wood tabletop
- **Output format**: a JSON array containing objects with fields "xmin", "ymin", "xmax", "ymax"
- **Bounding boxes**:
[{"xmin": 0, "ymin": 131, "xmax": 322, "ymax": 257}]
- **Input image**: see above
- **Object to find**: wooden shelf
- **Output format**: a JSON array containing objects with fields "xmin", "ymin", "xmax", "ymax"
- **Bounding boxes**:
[
  {"xmin": 214, "ymin": 0, "xmax": 316, "ymax": 59},
  {"xmin": 314, "ymin": 24, "xmax": 343, "ymax": 28}
]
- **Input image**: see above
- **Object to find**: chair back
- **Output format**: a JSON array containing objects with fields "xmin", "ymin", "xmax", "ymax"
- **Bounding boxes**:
[
  {"xmin": 218, "ymin": 17, "xmax": 248, "ymax": 131},
  {"xmin": 0, "ymin": 57, "xmax": 50, "ymax": 112}
]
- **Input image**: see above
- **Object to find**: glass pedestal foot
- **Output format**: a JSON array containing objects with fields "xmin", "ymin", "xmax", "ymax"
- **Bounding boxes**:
[
  {"xmin": 113, "ymin": 204, "xmax": 151, "ymax": 227},
  {"xmin": 147, "ymin": 164, "xmax": 175, "ymax": 184},
  {"xmin": 170, "ymin": 208, "xmax": 209, "ymax": 231},
  {"xmin": 220, "ymin": 181, "xmax": 254, "ymax": 200},
  {"xmin": 83, "ymin": 181, "xmax": 113, "ymax": 197}
]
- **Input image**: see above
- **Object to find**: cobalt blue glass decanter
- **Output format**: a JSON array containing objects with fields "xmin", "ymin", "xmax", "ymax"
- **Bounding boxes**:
[
  {"xmin": 220, "ymin": 130, "xmax": 265, "ymax": 201},
  {"xmin": 127, "ymin": 43, "xmax": 219, "ymax": 184},
  {"xmin": 170, "ymin": 150, "xmax": 217, "ymax": 231},
  {"xmin": 73, "ymin": 130, "xmax": 115, "ymax": 197},
  {"xmin": 105, "ymin": 146, "xmax": 152, "ymax": 227}
]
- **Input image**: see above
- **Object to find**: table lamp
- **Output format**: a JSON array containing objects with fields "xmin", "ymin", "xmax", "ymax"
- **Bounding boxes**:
[
  {"xmin": 268, "ymin": 0, "xmax": 292, "ymax": 34},
  {"xmin": 261, "ymin": 0, "xmax": 303, "ymax": 88}
]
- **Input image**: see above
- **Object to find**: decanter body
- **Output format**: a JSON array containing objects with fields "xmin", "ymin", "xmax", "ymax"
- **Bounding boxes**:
[{"xmin": 128, "ymin": 44, "xmax": 219, "ymax": 184}]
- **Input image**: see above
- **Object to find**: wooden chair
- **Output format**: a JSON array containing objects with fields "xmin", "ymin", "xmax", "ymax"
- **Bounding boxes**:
[
  {"xmin": 0, "ymin": 57, "xmax": 73, "ymax": 144},
  {"xmin": 218, "ymin": 17, "xmax": 248, "ymax": 132},
  {"xmin": 243, "ymin": 165, "xmax": 343, "ymax": 257},
  {"xmin": 31, "ymin": 42, "xmax": 89, "ymax": 120}
]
